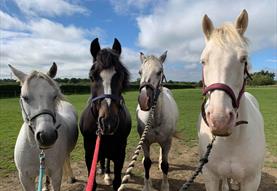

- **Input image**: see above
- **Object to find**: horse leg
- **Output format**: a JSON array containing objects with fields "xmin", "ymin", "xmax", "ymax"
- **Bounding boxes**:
[
  {"xmin": 18, "ymin": 171, "xmax": 36, "ymax": 191},
  {"xmin": 240, "ymin": 172, "xmax": 261, "ymax": 191},
  {"xmin": 84, "ymin": 136, "xmax": 98, "ymax": 190},
  {"xmin": 42, "ymin": 175, "xmax": 50, "ymax": 191},
  {"xmin": 64, "ymin": 156, "xmax": 76, "ymax": 183},
  {"xmin": 142, "ymin": 143, "xmax": 153, "ymax": 191},
  {"xmin": 203, "ymin": 167, "xmax": 221, "ymax": 191},
  {"xmin": 50, "ymin": 167, "xmax": 63, "ymax": 191},
  {"xmin": 99, "ymin": 158, "xmax": 105, "ymax": 174},
  {"xmin": 160, "ymin": 140, "xmax": 171, "ymax": 191},
  {"xmin": 104, "ymin": 159, "xmax": 112, "ymax": 185},
  {"xmin": 113, "ymin": 156, "xmax": 125, "ymax": 190}
]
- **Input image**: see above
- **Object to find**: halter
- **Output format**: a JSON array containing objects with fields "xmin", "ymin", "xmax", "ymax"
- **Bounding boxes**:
[
  {"xmin": 139, "ymin": 72, "xmax": 166, "ymax": 103},
  {"xmin": 90, "ymin": 94, "xmax": 124, "ymax": 135},
  {"xmin": 20, "ymin": 98, "xmax": 61, "ymax": 134},
  {"xmin": 201, "ymin": 62, "xmax": 252, "ymax": 127}
]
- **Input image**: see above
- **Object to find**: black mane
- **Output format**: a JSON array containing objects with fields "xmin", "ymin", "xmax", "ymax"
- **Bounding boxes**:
[{"xmin": 89, "ymin": 48, "xmax": 130, "ymax": 91}]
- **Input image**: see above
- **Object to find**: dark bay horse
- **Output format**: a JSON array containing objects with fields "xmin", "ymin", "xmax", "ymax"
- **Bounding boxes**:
[{"xmin": 79, "ymin": 38, "xmax": 131, "ymax": 191}]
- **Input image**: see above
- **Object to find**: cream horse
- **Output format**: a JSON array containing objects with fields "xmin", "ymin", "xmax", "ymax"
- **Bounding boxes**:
[
  {"xmin": 137, "ymin": 52, "xmax": 179, "ymax": 191},
  {"xmin": 9, "ymin": 63, "xmax": 78, "ymax": 191},
  {"xmin": 198, "ymin": 10, "xmax": 265, "ymax": 191}
]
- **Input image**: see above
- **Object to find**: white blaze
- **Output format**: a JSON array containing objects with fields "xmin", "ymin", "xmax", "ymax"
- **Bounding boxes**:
[{"xmin": 100, "ymin": 68, "xmax": 116, "ymax": 106}]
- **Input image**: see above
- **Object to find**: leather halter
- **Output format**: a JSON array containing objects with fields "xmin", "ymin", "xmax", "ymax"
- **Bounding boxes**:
[
  {"xmin": 201, "ymin": 62, "xmax": 252, "ymax": 127},
  {"xmin": 139, "ymin": 73, "xmax": 166, "ymax": 103},
  {"xmin": 90, "ymin": 94, "xmax": 124, "ymax": 134},
  {"xmin": 20, "ymin": 98, "xmax": 60, "ymax": 134}
]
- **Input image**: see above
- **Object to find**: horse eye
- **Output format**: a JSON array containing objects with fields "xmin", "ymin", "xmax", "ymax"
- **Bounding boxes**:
[
  {"xmin": 53, "ymin": 95, "xmax": 58, "ymax": 100},
  {"xmin": 200, "ymin": 60, "xmax": 205, "ymax": 65},
  {"xmin": 240, "ymin": 56, "xmax": 247, "ymax": 63},
  {"xmin": 138, "ymin": 70, "xmax": 142, "ymax": 75},
  {"xmin": 22, "ymin": 96, "xmax": 29, "ymax": 102},
  {"xmin": 157, "ymin": 70, "xmax": 162, "ymax": 76}
]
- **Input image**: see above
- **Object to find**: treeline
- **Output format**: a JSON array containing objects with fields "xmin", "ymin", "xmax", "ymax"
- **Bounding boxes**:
[
  {"xmin": 0, "ymin": 70, "xmax": 275, "ymax": 98},
  {"xmin": 248, "ymin": 70, "xmax": 276, "ymax": 86},
  {"xmin": 0, "ymin": 81, "xmax": 197, "ymax": 98}
]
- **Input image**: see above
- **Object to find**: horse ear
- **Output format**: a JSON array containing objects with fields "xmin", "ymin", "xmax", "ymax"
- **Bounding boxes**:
[
  {"xmin": 159, "ymin": 51, "xmax": 167, "ymax": 64},
  {"xmin": 202, "ymin": 14, "xmax": 214, "ymax": 41},
  {"xmin": 140, "ymin": 52, "xmax": 146, "ymax": 63},
  {"xmin": 90, "ymin": 38, "xmax": 101, "ymax": 60},
  {"xmin": 47, "ymin": 62, "xmax": 57, "ymax": 78},
  {"xmin": 235, "ymin": 9, "xmax": 248, "ymax": 36},
  {"xmin": 8, "ymin": 64, "xmax": 27, "ymax": 84},
  {"xmin": 112, "ymin": 38, "xmax": 121, "ymax": 55}
]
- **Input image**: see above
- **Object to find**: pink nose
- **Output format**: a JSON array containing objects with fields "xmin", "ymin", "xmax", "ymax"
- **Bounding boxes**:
[{"xmin": 206, "ymin": 110, "xmax": 234, "ymax": 129}]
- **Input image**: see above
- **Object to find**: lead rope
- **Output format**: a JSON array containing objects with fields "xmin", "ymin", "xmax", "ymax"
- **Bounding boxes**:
[
  {"xmin": 37, "ymin": 150, "xmax": 45, "ymax": 191},
  {"xmin": 118, "ymin": 99, "xmax": 157, "ymax": 191},
  {"xmin": 118, "ymin": 75, "xmax": 164, "ymax": 191},
  {"xmin": 86, "ymin": 128, "xmax": 102, "ymax": 191},
  {"xmin": 178, "ymin": 135, "xmax": 216, "ymax": 191}
]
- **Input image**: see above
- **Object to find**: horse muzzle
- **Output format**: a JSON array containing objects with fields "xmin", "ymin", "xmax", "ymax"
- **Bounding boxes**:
[
  {"xmin": 138, "ymin": 88, "xmax": 154, "ymax": 111},
  {"xmin": 206, "ymin": 111, "xmax": 235, "ymax": 136},
  {"xmin": 98, "ymin": 116, "xmax": 119, "ymax": 135},
  {"xmin": 36, "ymin": 128, "xmax": 58, "ymax": 148}
]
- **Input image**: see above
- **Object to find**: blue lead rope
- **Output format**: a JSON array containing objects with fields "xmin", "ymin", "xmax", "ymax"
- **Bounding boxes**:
[{"xmin": 37, "ymin": 151, "xmax": 45, "ymax": 191}]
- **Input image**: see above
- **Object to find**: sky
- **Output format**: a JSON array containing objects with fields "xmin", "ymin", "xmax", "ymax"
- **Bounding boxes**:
[{"xmin": 0, "ymin": 0, "xmax": 276, "ymax": 81}]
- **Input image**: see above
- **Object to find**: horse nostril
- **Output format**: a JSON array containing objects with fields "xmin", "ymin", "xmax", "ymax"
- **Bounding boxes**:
[
  {"xmin": 36, "ymin": 132, "xmax": 46, "ymax": 144},
  {"xmin": 36, "ymin": 132, "xmax": 42, "ymax": 142},
  {"xmin": 229, "ymin": 112, "xmax": 234, "ymax": 120},
  {"xmin": 54, "ymin": 130, "xmax": 58, "ymax": 139},
  {"xmin": 98, "ymin": 117, "xmax": 104, "ymax": 128}
]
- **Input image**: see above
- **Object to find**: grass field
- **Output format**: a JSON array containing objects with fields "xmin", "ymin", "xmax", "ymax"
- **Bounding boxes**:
[{"xmin": 0, "ymin": 87, "xmax": 276, "ymax": 177}]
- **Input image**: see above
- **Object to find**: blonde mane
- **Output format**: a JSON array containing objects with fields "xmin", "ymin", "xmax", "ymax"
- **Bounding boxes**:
[
  {"xmin": 144, "ymin": 55, "xmax": 162, "ymax": 66},
  {"xmin": 23, "ymin": 71, "xmax": 64, "ymax": 102},
  {"xmin": 210, "ymin": 22, "xmax": 248, "ymax": 48}
]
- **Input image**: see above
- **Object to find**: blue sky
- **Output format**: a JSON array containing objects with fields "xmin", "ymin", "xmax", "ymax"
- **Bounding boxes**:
[{"xmin": 0, "ymin": 0, "xmax": 276, "ymax": 81}]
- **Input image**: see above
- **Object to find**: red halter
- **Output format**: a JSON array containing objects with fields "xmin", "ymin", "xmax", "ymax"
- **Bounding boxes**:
[{"xmin": 201, "ymin": 62, "xmax": 252, "ymax": 127}]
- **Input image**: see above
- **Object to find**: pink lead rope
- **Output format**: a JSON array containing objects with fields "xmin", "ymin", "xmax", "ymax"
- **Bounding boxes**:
[{"xmin": 86, "ymin": 135, "xmax": 101, "ymax": 191}]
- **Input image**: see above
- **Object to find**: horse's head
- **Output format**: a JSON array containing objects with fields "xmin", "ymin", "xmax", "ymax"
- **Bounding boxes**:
[
  {"xmin": 201, "ymin": 10, "xmax": 250, "ymax": 136},
  {"xmin": 89, "ymin": 38, "xmax": 129, "ymax": 135},
  {"xmin": 9, "ymin": 63, "xmax": 63, "ymax": 148},
  {"xmin": 138, "ymin": 51, "xmax": 167, "ymax": 111}
]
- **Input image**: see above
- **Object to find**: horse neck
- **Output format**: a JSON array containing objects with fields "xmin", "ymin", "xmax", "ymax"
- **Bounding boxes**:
[{"xmin": 154, "ymin": 89, "xmax": 164, "ymax": 122}]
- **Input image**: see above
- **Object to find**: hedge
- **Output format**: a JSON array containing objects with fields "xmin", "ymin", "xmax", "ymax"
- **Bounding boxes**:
[{"xmin": 0, "ymin": 83, "xmax": 195, "ymax": 98}]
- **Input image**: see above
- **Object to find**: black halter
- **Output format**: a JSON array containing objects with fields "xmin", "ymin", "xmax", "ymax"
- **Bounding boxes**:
[
  {"xmin": 139, "ymin": 72, "xmax": 166, "ymax": 103},
  {"xmin": 20, "ymin": 98, "xmax": 61, "ymax": 134}
]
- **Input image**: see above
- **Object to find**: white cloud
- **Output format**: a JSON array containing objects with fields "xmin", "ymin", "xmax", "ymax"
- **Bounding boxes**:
[
  {"xmin": 136, "ymin": 0, "xmax": 276, "ymax": 80},
  {"xmin": 0, "ymin": 10, "xmax": 27, "ymax": 30},
  {"xmin": 109, "ymin": 0, "xmax": 162, "ymax": 15},
  {"xmin": 13, "ymin": 0, "xmax": 88, "ymax": 17},
  {"xmin": 0, "ymin": 12, "xmax": 99, "ymax": 79}
]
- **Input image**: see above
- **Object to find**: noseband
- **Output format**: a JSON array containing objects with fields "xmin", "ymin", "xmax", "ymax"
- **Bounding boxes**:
[
  {"xmin": 139, "ymin": 73, "xmax": 166, "ymax": 103},
  {"xmin": 201, "ymin": 62, "xmax": 252, "ymax": 127},
  {"xmin": 20, "ymin": 98, "xmax": 60, "ymax": 134},
  {"xmin": 90, "ymin": 94, "xmax": 124, "ymax": 134}
]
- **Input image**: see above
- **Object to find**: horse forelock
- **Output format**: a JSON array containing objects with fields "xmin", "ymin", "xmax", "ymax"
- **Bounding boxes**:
[
  {"xmin": 210, "ymin": 23, "xmax": 248, "ymax": 49},
  {"xmin": 23, "ymin": 71, "xmax": 64, "ymax": 102},
  {"xmin": 92, "ymin": 48, "xmax": 130, "ymax": 91}
]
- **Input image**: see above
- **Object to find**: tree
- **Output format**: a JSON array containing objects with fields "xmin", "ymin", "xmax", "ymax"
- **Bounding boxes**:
[{"xmin": 248, "ymin": 70, "xmax": 275, "ymax": 86}]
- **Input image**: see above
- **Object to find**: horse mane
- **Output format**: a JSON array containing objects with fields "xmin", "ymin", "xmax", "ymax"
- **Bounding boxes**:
[
  {"xmin": 23, "ymin": 71, "xmax": 64, "ymax": 102},
  {"xmin": 144, "ymin": 55, "xmax": 162, "ymax": 66},
  {"xmin": 92, "ymin": 48, "xmax": 130, "ymax": 91},
  {"xmin": 210, "ymin": 23, "xmax": 248, "ymax": 48}
]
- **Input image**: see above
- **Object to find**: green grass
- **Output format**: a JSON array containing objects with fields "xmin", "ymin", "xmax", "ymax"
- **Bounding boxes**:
[{"xmin": 0, "ymin": 88, "xmax": 276, "ymax": 177}]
